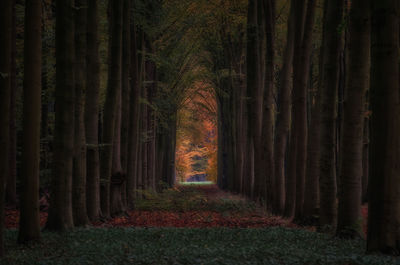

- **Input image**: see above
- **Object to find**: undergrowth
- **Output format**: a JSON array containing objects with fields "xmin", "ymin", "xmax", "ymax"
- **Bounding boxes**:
[{"xmin": 2, "ymin": 227, "xmax": 398, "ymax": 265}]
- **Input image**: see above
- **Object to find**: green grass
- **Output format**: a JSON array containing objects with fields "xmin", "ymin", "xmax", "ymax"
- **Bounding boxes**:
[
  {"xmin": 179, "ymin": 181, "xmax": 215, "ymax": 185},
  {"xmin": 134, "ymin": 185, "xmax": 258, "ymax": 214},
  {"xmin": 2, "ymin": 227, "xmax": 399, "ymax": 265}
]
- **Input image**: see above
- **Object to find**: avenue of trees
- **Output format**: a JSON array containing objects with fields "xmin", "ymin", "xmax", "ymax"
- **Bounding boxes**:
[{"xmin": 0, "ymin": 0, "xmax": 399, "ymax": 257}]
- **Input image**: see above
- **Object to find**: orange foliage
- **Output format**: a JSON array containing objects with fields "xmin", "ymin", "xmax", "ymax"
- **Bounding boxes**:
[{"xmin": 176, "ymin": 82, "xmax": 218, "ymax": 182}]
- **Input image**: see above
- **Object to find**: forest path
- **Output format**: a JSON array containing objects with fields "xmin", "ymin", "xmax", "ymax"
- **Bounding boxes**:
[
  {"xmin": 5, "ymin": 184, "xmax": 295, "ymax": 229},
  {"xmin": 3, "ymin": 185, "xmax": 396, "ymax": 265}
]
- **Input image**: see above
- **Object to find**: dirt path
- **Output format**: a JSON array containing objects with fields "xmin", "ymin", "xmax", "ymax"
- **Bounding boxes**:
[{"xmin": 5, "ymin": 184, "xmax": 297, "ymax": 229}]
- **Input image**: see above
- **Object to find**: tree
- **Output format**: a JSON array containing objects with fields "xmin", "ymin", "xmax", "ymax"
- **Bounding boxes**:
[
  {"xmin": 0, "ymin": 0, "xmax": 12, "ymax": 256},
  {"xmin": 100, "ymin": 0, "xmax": 123, "ymax": 218},
  {"xmin": 318, "ymin": 0, "xmax": 344, "ymax": 230},
  {"xmin": 367, "ymin": 0, "xmax": 400, "ymax": 254},
  {"xmin": 18, "ymin": 0, "xmax": 42, "ymax": 243},
  {"xmin": 284, "ymin": 0, "xmax": 315, "ymax": 219},
  {"xmin": 245, "ymin": 0, "xmax": 261, "ymax": 200},
  {"xmin": 73, "ymin": 0, "xmax": 90, "ymax": 226},
  {"xmin": 126, "ymin": 14, "xmax": 141, "ymax": 208},
  {"xmin": 46, "ymin": 0, "xmax": 76, "ymax": 231},
  {"xmin": 336, "ymin": 0, "xmax": 370, "ymax": 238},
  {"xmin": 261, "ymin": 0, "xmax": 276, "ymax": 211},
  {"xmin": 7, "ymin": 0, "xmax": 17, "ymax": 206},
  {"xmin": 273, "ymin": 0, "xmax": 295, "ymax": 215},
  {"xmin": 85, "ymin": 0, "xmax": 102, "ymax": 221}
]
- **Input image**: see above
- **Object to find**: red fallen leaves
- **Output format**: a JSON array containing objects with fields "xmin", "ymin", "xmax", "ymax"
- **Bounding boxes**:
[
  {"xmin": 92, "ymin": 211, "xmax": 297, "ymax": 229},
  {"xmin": 5, "ymin": 209, "xmax": 295, "ymax": 229},
  {"xmin": 5, "ymin": 209, "xmax": 48, "ymax": 229}
]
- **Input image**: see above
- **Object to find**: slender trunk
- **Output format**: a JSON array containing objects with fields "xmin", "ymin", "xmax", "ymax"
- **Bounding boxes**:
[
  {"xmin": 246, "ymin": 0, "xmax": 261, "ymax": 200},
  {"xmin": 293, "ymin": 0, "xmax": 316, "ymax": 221},
  {"xmin": 85, "ymin": 0, "xmax": 102, "ymax": 222},
  {"xmin": 367, "ymin": 0, "xmax": 400, "ymax": 254},
  {"xmin": 73, "ymin": 0, "xmax": 89, "ymax": 226},
  {"xmin": 261, "ymin": 0, "xmax": 276, "ymax": 210},
  {"xmin": 18, "ymin": 0, "xmax": 42, "ymax": 243},
  {"xmin": 0, "ymin": 0, "xmax": 12, "ymax": 256},
  {"xmin": 127, "ymin": 19, "xmax": 140, "ymax": 208},
  {"xmin": 318, "ymin": 0, "xmax": 344, "ymax": 230},
  {"xmin": 121, "ymin": 0, "xmax": 131, "ymax": 174},
  {"xmin": 336, "ymin": 0, "xmax": 370, "ymax": 238},
  {"xmin": 273, "ymin": 0, "xmax": 295, "ymax": 215},
  {"xmin": 284, "ymin": 0, "xmax": 307, "ymax": 218},
  {"xmin": 7, "ymin": 0, "xmax": 17, "ymax": 206},
  {"xmin": 46, "ymin": 0, "xmax": 75, "ymax": 231},
  {"xmin": 100, "ymin": 0, "xmax": 123, "ymax": 218}
]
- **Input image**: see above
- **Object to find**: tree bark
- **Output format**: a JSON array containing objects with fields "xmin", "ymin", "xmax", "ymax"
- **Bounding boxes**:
[
  {"xmin": 7, "ymin": 0, "xmax": 17, "ymax": 206},
  {"xmin": 73, "ymin": 0, "xmax": 89, "ymax": 226},
  {"xmin": 46, "ymin": 0, "xmax": 75, "ymax": 231},
  {"xmin": 18, "ymin": 0, "xmax": 42, "ymax": 243},
  {"xmin": 0, "ymin": 0, "xmax": 12, "ymax": 256},
  {"xmin": 318, "ymin": 0, "xmax": 344, "ymax": 230},
  {"xmin": 367, "ymin": 0, "xmax": 400, "ymax": 254},
  {"xmin": 284, "ymin": 0, "xmax": 307, "ymax": 218},
  {"xmin": 336, "ymin": 0, "xmax": 370, "ymax": 238},
  {"xmin": 273, "ymin": 0, "xmax": 295, "ymax": 215},
  {"xmin": 100, "ymin": 0, "xmax": 123, "ymax": 218},
  {"xmin": 261, "ymin": 0, "xmax": 276, "ymax": 210},
  {"xmin": 127, "ymin": 18, "xmax": 140, "ymax": 208},
  {"xmin": 85, "ymin": 0, "xmax": 102, "ymax": 222}
]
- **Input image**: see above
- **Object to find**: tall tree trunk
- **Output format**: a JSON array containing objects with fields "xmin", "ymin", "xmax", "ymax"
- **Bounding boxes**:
[
  {"xmin": 246, "ymin": 0, "xmax": 261, "ymax": 200},
  {"xmin": 336, "ymin": 0, "xmax": 370, "ymax": 238},
  {"xmin": 367, "ymin": 0, "xmax": 400, "ymax": 254},
  {"xmin": 18, "ymin": 0, "xmax": 42, "ymax": 243},
  {"xmin": 120, "ymin": 0, "xmax": 131, "ymax": 209},
  {"xmin": 127, "ymin": 19, "xmax": 140, "ymax": 208},
  {"xmin": 273, "ymin": 0, "xmax": 295, "ymax": 215},
  {"xmin": 261, "ymin": 0, "xmax": 276, "ymax": 210},
  {"xmin": 46, "ymin": 0, "xmax": 75, "ymax": 231},
  {"xmin": 318, "ymin": 0, "xmax": 344, "ymax": 230},
  {"xmin": 293, "ymin": 0, "xmax": 316, "ymax": 221},
  {"xmin": 73, "ymin": 0, "xmax": 89, "ymax": 226},
  {"xmin": 100, "ymin": 0, "xmax": 123, "ymax": 218},
  {"xmin": 7, "ymin": 0, "xmax": 17, "ymax": 206},
  {"xmin": 284, "ymin": 0, "xmax": 307, "ymax": 218},
  {"xmin": 85, "ymin": 0, "xmax": 102, "ymax": 222},
  {"xmin": 0, "ymin": 0, "xmax": 12, "ymax": 255}
]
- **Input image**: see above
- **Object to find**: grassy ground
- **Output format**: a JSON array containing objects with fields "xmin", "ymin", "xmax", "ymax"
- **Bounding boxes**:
[
  {"xmin": 2, "ymin": 227, "xmax": 398, "ymax": 265},
  {"xmin": 2, "ymin": 185, "xmax": 399, "ymax": 264}
]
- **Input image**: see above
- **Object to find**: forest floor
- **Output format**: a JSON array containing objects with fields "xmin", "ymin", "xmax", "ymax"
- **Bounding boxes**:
[{"xmin": 2, "ymin": 184, "xmax": 398, "ymax": 265}]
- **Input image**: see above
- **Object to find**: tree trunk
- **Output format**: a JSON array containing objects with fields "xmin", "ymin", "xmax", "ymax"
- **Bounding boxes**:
[
  {"xmin": 0, "ymin": 0, "xmax": 12, "ymax": 255},
  {"xmin": 73, "ymin": 0, "xmax": 89, "ymax": 227},
  {"xmin": 100, "ymin": 0, "xmax": 123, "ymax": 218},
  {"xmin": 367, "ymin": 0, "xmax": 400, "ymax": 254},
  {"xmin": 46, "ymin": 0, "xmax": 75, "ymax": 231},
  {"xmin": 293, "ymin": 0, "xmax": 316, "ymax": 221},
  {"xmin": 85, "ymin": 0, "xmax": 102, "ymax": 222},
  {"xmin": 336, "ymin": 0, "xmax": 370, "ymax": 238},
  {"xmin": 273, "ymin": 0, "xmax": 295, "ymax": 215},
  {"xmin": 245, "ymin": 0, "xmax": 261, "ymax": 200},
  {"xmin": 127, "ymin": 18, "xmax": 140, "ymax": 208},
  {"xmin": 284, "ymin": 0, "xmax": 307, "ymax": 218},
  {"xmin": 318, "ymin": 0, "xmax": 344, "ymax": 231},
  {"xmin": 6, "ymin": 0, "xmax": 17, "ymax": 206},
  {"xmin": 18, "ymin": 0, "xmax": 42, "ymax": 243},
  {"xmin": 261, "ymin": 0, "xmax": 276, "ymax": 210}
]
